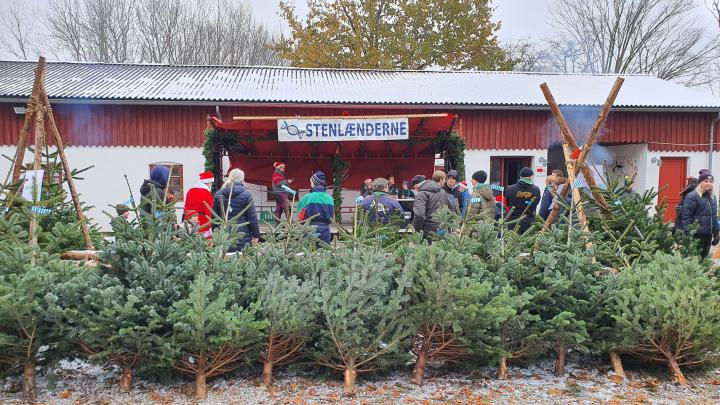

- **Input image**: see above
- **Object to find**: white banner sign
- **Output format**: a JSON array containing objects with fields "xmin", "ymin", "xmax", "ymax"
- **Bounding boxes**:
[
  {"xmin": 22, "ymin": 169, "xmax": 44, "ymax": 201},
  {"xmin": 277, "ymin": 118, "xmax": 409, "ymax": 142}
]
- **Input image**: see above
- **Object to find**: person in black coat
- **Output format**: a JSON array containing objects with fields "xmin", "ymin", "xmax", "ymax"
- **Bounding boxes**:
[
  {"xmin": 139, "ymin": 165, "xmax": 172, "ymax": 213},
  {"xmin": 681, "ymin": 170, "xmax": 719, "ymax": 258},
  {"xmin": 505, "ymin": 167, "xmax": 541, "ymax": 234},
  {"xmin": 212, "ymin": 168, "xmax": 261, "ymax": 252},
  {"xmin": 673, "ymin": 177, "xmax": 698, "ymax": 233}
]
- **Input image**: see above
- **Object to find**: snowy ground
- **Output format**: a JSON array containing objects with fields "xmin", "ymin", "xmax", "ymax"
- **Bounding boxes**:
[{"xmin": 2, "ymin": 358, "xmax": 720, "ymax": 404}]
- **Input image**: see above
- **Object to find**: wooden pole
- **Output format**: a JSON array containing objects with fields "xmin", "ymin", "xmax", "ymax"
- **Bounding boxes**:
[
  {"xmin": 39, "ymin": 88, "xmax": 94, "ymax": 249},
  {"xmin": 577, "ymin": 78, "xmax": 625, "ymax": 164},
  {"xmin": 28, "ymin": 107, "xmax": 46, "ymax": 260},
  {"xmin": 540, "ymin": 83, "xmax": 590, "ymax": 232},
  {"xmin": 4, "ymin": 57, "xmax": 46, "ymax": 207}
]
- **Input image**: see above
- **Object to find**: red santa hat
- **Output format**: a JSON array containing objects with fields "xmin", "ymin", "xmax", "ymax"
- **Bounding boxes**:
[
  {"xmin": 199, "ymin": 171, "xmax": 214, "ymax": 183},
  {"xmin": 458, "ymin": 181, "xmax": 468, "ymax": 189},
  {"xmin": 274, "ymin": 161, "xmax": 286, "ymax": 169}
]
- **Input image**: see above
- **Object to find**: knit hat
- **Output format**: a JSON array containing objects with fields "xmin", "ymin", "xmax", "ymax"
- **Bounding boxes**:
[
  {"xmin": 274, "ymin": 162, "xmax": 285, "ymax": 169},
  {"xmin": 311, "ymin": 170, "xmax": 326, "ymax": 187},
  {"xmin": 411, "ymin": 175, "xmax": 426, "ymax": 187},
  {"xmin": 115, "ymin": 204, "xmax": 130, "ymax": 215},
  {"xmin": 519, "ymin": 167, "xmax": 534, "ymax": 178},
  {"xmin": 699, "ymin": 170, "xmax": 713, "ymax": 183},
  {"xmin": 472, "ymin": 170, "xmax": 487, "ymax": 183},
  {"xmin": 199, "ymin": 171, "xmax": 214, "ymax": 183},
  {"xmin": 447, "ymin": 169, "xmax": 459, "ymax": 179}
]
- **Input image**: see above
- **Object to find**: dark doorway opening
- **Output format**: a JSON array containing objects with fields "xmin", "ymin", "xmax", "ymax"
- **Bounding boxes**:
[
  {"xmin": 490, "ymin": 156, "xmax": 532, "ymax": 188},
  {"xmin": 547, "ymin": 142, "xmax": 567, "ymax": 176}
]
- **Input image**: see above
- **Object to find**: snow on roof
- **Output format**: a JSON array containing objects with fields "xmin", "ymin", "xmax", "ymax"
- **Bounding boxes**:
[{"xmin": 0, "ymin": 60, "xmax": 718, "ymax": 110}]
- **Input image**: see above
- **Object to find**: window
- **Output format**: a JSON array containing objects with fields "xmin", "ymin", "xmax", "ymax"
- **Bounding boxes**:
[{"xmin": 149, "ymin": 162, "xmax": 184, "ymax": 202}]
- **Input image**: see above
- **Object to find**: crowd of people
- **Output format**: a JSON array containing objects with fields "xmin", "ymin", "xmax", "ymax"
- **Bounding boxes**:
[{"xmin": 123, "ymin": 162, "xmax": 719, "ymax": 257}]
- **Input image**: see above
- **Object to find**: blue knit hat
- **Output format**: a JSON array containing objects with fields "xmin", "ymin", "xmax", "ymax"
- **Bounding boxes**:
[{"xmin": 311, "ymin": 171, "xmax": 326, "ymax": 187}]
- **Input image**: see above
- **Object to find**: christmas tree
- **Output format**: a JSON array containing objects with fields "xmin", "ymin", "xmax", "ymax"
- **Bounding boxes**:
[
  {"xmin": 168, "ymin": 269, "xmax": 265, "ymax": 399},
  {"xmin": 313, "ymin": 246, "xmax": 412, "ymax": 396},
  {"xmin": 0, "ymin": 243, "xmax": 85, "ymax": 401},
  {"xmin": 401, "ymin": 241, "xmax": 517, "ymax": 385},
  {"xmin": 609, "ymin": 252, "xmax": 720, "ymax": 385},
  {"xmin": 530, "ymin": 223, "xmax": 601, "ymax": 376},
  {"xmin": 254, "ymin": 270, "xmax": 318, "ymax": 387}
]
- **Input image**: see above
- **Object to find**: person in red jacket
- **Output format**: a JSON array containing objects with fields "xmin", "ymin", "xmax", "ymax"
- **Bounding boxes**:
[
  {"xmin": 183, "ymin": 171, "xmax": 215, "ymax": 238},
  {"xmin": 271, "ymin": 162, "xmax": 294, "ymax": 223}
]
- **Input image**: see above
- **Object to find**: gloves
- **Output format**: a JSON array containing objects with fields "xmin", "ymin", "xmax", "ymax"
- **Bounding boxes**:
[{"xmin": 713, "ymin": 234, "xmax": 719, "ymax": 246}]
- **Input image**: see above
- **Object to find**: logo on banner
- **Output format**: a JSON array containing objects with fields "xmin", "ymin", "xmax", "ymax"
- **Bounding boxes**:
[{"xmin": 277, "ymin": 118, "xmax": 409, "ymax": 142}]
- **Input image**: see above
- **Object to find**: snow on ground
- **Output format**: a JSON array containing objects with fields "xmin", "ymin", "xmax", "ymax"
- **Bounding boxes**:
[{"xmin": 2, "ymin": 358, "xmax": 720, "ymax": 404}]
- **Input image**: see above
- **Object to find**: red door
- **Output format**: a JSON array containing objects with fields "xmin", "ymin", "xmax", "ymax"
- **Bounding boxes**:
[{"xmin": 658, "ymin": 157, "xmax": 688, "ymax": 222}]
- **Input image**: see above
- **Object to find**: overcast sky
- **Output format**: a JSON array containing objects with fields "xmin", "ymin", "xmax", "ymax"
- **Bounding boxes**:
[
  {"xmin": 0, "ymin": 0, "xmax": 717, "ymax": 60},
  {"xmin": 249, "ymin": 0, "xmax": 556, "ymax": 41}
]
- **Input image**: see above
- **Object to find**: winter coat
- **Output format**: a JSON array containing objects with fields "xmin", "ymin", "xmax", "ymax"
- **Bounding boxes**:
[
  {"xmin": 681, "ymin": 187, "xmax": 719, "ymax": 236},
  {"xmin": 139, "ymin": 166, "xmax": 170, "ymax": 213},
  {"xmin": 460, "ymin": 189, "xmax": 472, "ymax": 217},
  {"xmin": 271, "ymin": 169, "xmax": 292, "ymax": 195},
  {"xmin": 412, "ymin": 180, "xmax": 455, "ymax": 235},
  {"xmin": 297, "ymin": 186, "xmax": 335, "ymax": 244},
  {"xmin": 398, "ymin": 188, "xmax": 415, "ymax": 199},
  {"xmin": 505, "ymin": 179, "xmax": 541, "ymax": 233},
  {"xmin": 443, "ymin": 183, "xmax": 464, "ymax": 213},
  {"xmin": 183, "ymin": 182, "xmax": 214, "ymax": 236},
  {"xmin": 361, "ymin": 192, "xmax": 404, "ymax": 224},
  {"xmin": 470, "ymin": 184, "xmax": 495, "ymax": 221},
  {"xmin": 212, "ymin": 182, "xmax": 260, "ymax": 252}
]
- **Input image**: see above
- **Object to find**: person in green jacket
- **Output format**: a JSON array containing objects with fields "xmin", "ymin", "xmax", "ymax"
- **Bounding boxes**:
[{"xmin": 469, "ymin": 170, "xmax": 495, "ymax": 221}]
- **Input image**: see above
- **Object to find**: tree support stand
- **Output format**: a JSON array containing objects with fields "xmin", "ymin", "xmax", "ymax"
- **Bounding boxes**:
[{"xmin": 3, "ymin": 57, "xmax": 94, "ymax": 250}]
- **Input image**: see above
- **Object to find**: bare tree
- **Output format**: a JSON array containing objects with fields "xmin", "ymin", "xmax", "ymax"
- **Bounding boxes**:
[
  {"xmin": 708, "ymin": 0, "xmax": 720, "ymax": 29},
  {"xmin": 0, "ymin": 0, "xmax": 40, "ymax": 60},
  {"xmin": 551, "ymin": 0, "xmax": 720, "ymax": 85}
]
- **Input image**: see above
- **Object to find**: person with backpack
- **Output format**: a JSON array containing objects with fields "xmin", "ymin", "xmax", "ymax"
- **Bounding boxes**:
[
  {"xmin": 361, "ymin": 178, "xmax": 404, "ymax": 224},
  {"xmin": 681, "ymin": 171, "xmax": 719, "ymax": 258}
]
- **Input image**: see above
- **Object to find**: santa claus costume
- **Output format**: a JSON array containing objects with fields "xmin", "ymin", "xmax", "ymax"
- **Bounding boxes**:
[{"xmin": 183, "ymin": 171, "xmax": 215, "ymax": 238}]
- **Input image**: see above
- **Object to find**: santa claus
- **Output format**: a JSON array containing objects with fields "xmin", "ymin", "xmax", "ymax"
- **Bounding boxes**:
[{"xmin": 183, "ymin": 171, "xmax": 215, "ymax": 238}]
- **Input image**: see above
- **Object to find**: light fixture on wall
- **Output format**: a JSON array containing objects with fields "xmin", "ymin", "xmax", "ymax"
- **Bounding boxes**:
[
  {"xmin": 12, "ymin": 106, "xmax": 26, "ymax": 115},
  {"xmin": 651, "ymin": 157, "xmax": 663, "ymax": 167}
]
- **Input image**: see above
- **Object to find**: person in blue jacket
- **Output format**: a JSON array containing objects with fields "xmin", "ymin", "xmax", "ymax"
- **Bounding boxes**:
[
  {"xmin": 457, "ymin": 181, "xmax": 472, "ymax": 217},
  {"xmin": 297, "ymin": 171, "xmax": 335, "ymax": 245},
  {"xmin": 361, "ymin": 178, "xmax": 404, "ymax": 224},
  {"xmin": 212, "ymin": 168, "xmax": 260, "ymax": 252},
  {"xmin": 681, "ymin": 169, "xmax": 719, "ymax": 258}
]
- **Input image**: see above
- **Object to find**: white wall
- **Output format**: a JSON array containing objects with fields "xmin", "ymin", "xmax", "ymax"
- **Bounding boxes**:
[
  {"xmin": 0, "ymin": 146, "xmax": 209, "ymax": 230},
  {"xmin": 464, "ymin": 148, "xmax": 548, "ymax": 189}
]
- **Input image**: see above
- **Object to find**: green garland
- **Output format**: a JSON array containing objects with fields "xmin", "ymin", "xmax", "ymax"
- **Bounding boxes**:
[
  {"xmin": 433, "ymin": 131, "xmax": 466, "ymax": 180},
  {"xmin": 332, "ymin": 155, "xmax": 350, "ymax": 222},
  {"xmin": 202, "ymin": 128, "xmax": 240, "ymax": 174}
]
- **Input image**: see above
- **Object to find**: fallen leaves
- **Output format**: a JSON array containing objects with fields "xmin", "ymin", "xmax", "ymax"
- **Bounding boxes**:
[
  {"xmin": 59, "ymin": 390, "xmax": 72, "ymax": 399},
  {"xmin": 608, "ymin": 374, "xmax": 625, "ymax": 384}
]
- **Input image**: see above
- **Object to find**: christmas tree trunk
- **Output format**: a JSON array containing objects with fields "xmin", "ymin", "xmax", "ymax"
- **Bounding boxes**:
[
  {"xmin": 554, "ymin": 345, "xmax": 566, "ymax": 377},
  {"xmin": 609, "ymin": 351, "xmax": 625, "ymax": 379},
  {"xmin": 260, "ymin": 333, "xmax": 305, "ymax": 387},
  {"xmin": 497, "ymin": 356, "xmax": 508, "ymax": 380},
  {"xmin": 119, "ymin": 365, "xmax": 133, "ymax": 393},
  {"xmin": 411, "ymin": 349, "xmax": 429, "ymax": 386},
  {"xmin": 23, "ymin": 360, "xmax": 36, "ymax": 401},
  {"xmin": 667, "ymin": 355, "xmax": 687, "ymax": 385},
  {"xmin": 343, "ymin": 359, "xmax": 357, "ymax": 396}
]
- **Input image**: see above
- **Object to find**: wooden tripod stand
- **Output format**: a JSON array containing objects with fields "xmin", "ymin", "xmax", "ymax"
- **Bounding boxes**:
[{"xmin": 2, "ymin": 57, "xmax": 94, "ymax": 250}]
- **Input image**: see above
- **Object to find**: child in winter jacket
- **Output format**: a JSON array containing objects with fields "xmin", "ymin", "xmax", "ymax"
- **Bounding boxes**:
[
  {"xmin": 361, "ymin": 178, "xmax": 404, "ymax": 224},
  {"xmin": 297, "ymin": 171, "xmax": 335, "ymax": 245}
]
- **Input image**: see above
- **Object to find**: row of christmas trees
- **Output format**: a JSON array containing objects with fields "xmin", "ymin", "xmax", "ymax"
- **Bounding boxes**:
[{"xmin": 1, "ymin": 177, "xmax": 720, "ymax": 401}]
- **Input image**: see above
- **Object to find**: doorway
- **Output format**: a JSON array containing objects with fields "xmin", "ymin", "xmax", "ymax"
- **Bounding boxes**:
[
  {"xmin": 658, "ymin": 157, "xmax": 687, "ymax": 222},
  {"xmin": 490, "ymin": 156, "xmax": 532, "ymax": 188}
]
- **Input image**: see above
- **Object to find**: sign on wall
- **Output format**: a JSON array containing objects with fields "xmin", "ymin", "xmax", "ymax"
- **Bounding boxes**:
[{"xmin": 277, "ymin": 118, "xmax": 409, "ymax": 142}]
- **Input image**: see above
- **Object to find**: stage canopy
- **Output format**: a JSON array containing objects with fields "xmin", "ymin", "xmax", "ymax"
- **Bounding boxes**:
[{"xmin": 208, "ymin": 112, "xmax": 456, "ymax": 189}]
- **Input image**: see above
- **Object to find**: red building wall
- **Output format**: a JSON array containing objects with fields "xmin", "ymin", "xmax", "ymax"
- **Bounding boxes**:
[
  {"xmin": 460, "ymin": 109, "xmax": 720, "ymax": 152},
  {"xmin": 0, "ymin": 102, "xmax": 717, "ymax": 152}
]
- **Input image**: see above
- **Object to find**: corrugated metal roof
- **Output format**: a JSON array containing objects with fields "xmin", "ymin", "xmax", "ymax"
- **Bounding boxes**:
[{"xmin": 0, "ymin": 60, "xmax": 719, "ymax": 109}]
